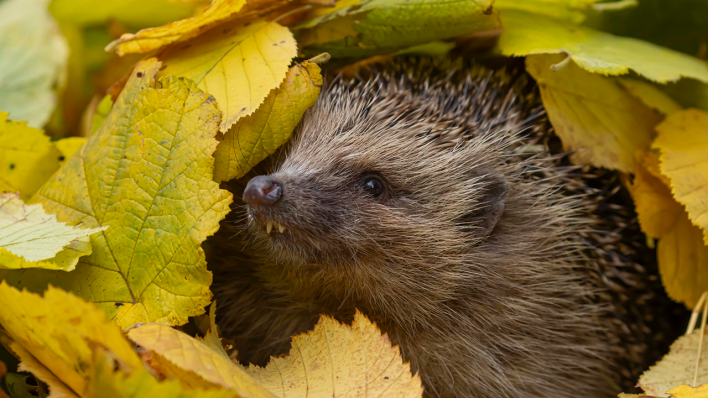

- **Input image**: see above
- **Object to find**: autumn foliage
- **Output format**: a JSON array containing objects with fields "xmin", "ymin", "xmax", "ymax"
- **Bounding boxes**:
[{"xmin": 1, "ymin": 0, "xmax": 708, "ymax": 397}]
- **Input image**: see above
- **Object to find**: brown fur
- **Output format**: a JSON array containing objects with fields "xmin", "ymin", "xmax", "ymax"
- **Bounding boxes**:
[{"xmin": 208, "ymin": 63, "xmax": 643, "ymax": 398}]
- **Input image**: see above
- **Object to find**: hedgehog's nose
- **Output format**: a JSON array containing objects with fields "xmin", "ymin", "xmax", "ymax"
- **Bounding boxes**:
[{"xmin": 243, "ymin": 175, "xmax": 283, "ymax": 207}]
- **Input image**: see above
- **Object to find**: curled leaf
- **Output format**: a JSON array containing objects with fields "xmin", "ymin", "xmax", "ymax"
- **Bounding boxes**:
[
  {"xmin": 247, "ymin": 311, "xmax": 424, "ymax": 398},
  {"xmin": 0, "ymin": 59, "xmax": 233, "ymax": 327},
  {"xmin": 214, "ymin": 61, "xmax": 323, "ymax": 182}
]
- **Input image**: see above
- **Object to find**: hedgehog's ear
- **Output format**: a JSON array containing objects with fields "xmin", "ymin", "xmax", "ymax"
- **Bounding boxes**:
[{"xmin": 474, "ymin": 172, "xmax": 509, "ymax": 239}]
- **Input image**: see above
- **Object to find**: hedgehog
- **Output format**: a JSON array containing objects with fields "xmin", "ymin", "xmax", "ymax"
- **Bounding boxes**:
[{"xmin": 206, "ymin": 58, "xmax": 683, "ymax": 398}]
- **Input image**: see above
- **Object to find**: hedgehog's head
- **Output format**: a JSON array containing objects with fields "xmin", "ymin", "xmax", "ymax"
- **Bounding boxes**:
[{"xmin": 241, "ymin": 81, "xmax": 518, "ymax": 324}]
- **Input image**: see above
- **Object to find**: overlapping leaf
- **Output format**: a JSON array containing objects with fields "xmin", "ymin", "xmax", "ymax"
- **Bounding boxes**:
[
  {"xmin": 0, "ymin": 59, "xmax": 233, "ymax": 328},
  {"xmin": 0, "ymin": 192, "xmax": 104, "ymax": 271},
  {"xmin": 617, "ymin": 78, "xmax": 683, "ymax": 116},
  {"xmin": 499, "ymin": 10, "xmax": 708, "ymax": 83},
  {"xmin": 158, "ymin": 19, "xmax": 297, "ymax": 132},
  {"xmin": 0, "ymin": 113, "xmax": 61, "ymax": 199},
  {"xmin": 638, "ymin": 331, "xmax": 708, "ymax": 397},
  {"xmin": 296, "ymin": 0, "xmax": 500, "ymax": 58},
  {"xmin": 494, "ymin": 0, "xmax": 625, "ymax": 23},
  {"xmin": 0, "ymin": 282, "xmax": 143, "ymax": 396},
  {"xmin": 667, "ymin": 384, "xmax": 708, "ymax": 398},
  {"xmin": 214, "ymin": 61, "xmax": 322, "ymax": 182},
  {"xmin": 629, "ymin": 152, "xmax": 682, "ymax": 239},
  {"xmin": 50, "ymin": 0, "xmax": 201, "ymax": 28},
  {"xmin": 654, "ymin": 110, "xmax": 708, "ymax": 245},
  {"xmin": 54, "ymin": 137, "xmax": 87, "ymax": 166},
  {"xmin": 525, "ymin": 54, "xmax": 661, "ymax": 172},
  {"xmin": 0, "ymin": 0, "xmax": 68, "ymax": 128},
  {"xmin": 247, "ymin": 311, "xmax": 423, "ymax": 398},
  {"xmin": 128, "ymin": 323, "xmax": 275, "ymax": 397}
]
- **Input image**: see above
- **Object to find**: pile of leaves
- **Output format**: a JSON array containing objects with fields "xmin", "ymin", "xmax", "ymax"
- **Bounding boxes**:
[{"xmin": 1, "ymin": 0, "xmax": 708, "ymax": 396}]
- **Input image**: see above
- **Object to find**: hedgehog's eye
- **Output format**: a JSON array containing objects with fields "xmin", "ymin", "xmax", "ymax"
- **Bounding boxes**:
[{"xmin": 359, "ymin": 174, "xmax": 386, "ymax": 200}]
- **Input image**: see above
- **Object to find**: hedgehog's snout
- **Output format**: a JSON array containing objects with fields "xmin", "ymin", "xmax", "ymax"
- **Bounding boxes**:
[{"xmin": 243, "ymin": 175, "xmax": 283, "ymax": 207}]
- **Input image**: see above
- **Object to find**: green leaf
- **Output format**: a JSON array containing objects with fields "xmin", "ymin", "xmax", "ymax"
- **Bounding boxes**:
[
  {"xmin": 0, "ymin": 0, "xmax": 68, "ymax": 128},
  {"xmin": 498, "ymin": 9, "xmax": 708, "ymax": 83},
  {"xmin": 297, "ymin": 0, "xmax": 500, "ymax": 58},
  {"xmin": 0, "ymin": 59, "xmax": 233, "ymax": 328},
  {"xmin": 213, "ymin": 61, "xmax": 323, "ymax": 182},
  {"xmin": 0, "ymin": 192, "xmax": 105, "ymax": 271},
  {"xmin": 494, "ymin": 0, "xmax": 634, "ymax": 23}
]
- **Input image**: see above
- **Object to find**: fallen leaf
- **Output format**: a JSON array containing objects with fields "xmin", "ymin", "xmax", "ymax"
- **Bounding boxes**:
[
  {"xmin": 494, "ymin": 0, "xmax": 620, "ymax": 23},
  {"xmin": 0, "ymin": 282, "xmax": 143, "ymax": 396},
  {"xmin": 89, "ymin": 95, "xmax": 114, "ymax": 135},
  {"xmin": 195, "ymin": 302, "xmax": 232, "ymax": 361},
  {"xmin": 158, "ymin": 19, "xmax": 297, "ymax": 132},
  {"xmin": 667, "ymin": 384, "xmax": 708, "ymax": 398},
  {"xmin": 654, "ymin": 109, "xmax": 708, "ymax": 245},
  {"xmin": 0, "ymin": 192, "xmax": 105, "ymax": 271},
  {"xmin": 3, "ymin": 372, "xmax": 46, "ymax": 398},
  {"xmin": 525, "ymin": 54, "xmax": 661, "ymax": 173},
  {"xmin": 0, "ymin": 112, "xmax": 61, "ymax": 200},
  {"xmin": 128, "ymin": 323, "xmax": 275, "ymax": 397},
  {"xmin": 657, "ymin": 212, "xmax": 708, "ymax": 309},
  {"xmin": 629, "ymin": 152, "xmax": 683, "ymax": 239},
  {"xmin": 618, "ymin": 78, "xmax": 683, "ymax": 116},
  {"xmin": 50, "ymin": 0, "xmax": 201, "ymax": 28},
  {"xmin": 0, "ymin": 0, "xmax": 68, "ymax": 128},
  {"xmin": 639, "ymin": 331, "xmax": 708, "ymax": 397},
  {"xmin": 107, "ymin": 0, "xmax": 248, "ymax": 55},
  {"xmin": 296, "ymin": 0, "xmax": 500, "ymax": 58},
  {"xmin": 0, "ymin": 59, "xmax": 233, "ymax": 327},
  {"xmin": 247, "ymin": 311, "xmax": 423, "ymax": 398},
  {"xmin": 213, "ymin": 61, "xmax": 322, "ymax": 182},
  {"xmin": 55, "ymin": 137, "xmax": 87, "ymax": 166},
  {"xmin": 499, "ymin": 10, "xmax": 708, "ymax": 83},
  {"xmin": 85, "ymin": 346, "xmax": 237, "ymax": 398},
  {"xmin": 15, "ymin": 345, "xmax": 78, "ymax": 398}
]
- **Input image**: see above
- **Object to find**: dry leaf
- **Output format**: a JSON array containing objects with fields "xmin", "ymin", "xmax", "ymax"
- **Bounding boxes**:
[
  {"xmin": 639, "ymin": 331, "xmax": 708, "ymax": 397},
  {"xmin": 525, "ymin": 53, "xmax": 661, "ymax": 173},
  {"xmin": 667, "ymin": 384, "xmax": 708, "ymax": 398},
  {"xmin": 654, "ymin": 109, "xmax": 708, "ymax": 245},
  {"xmin": 618, "ymin": 79, "xmax": 683, "ymax": 116},
  {"xmin": 213, "ymin": 60, "xmax": 322, "ymax": 182},
  {"xmin": 247, "ymin": 311, "xmax": 424, "ymax": 398}
]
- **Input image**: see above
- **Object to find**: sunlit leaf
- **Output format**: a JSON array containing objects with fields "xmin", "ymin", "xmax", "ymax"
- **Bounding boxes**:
[
  {"xmin": 0, "ymin": 283, "xmax": 143, "ymax": 396},
  {"xmin": 296, "ymin": 0, "xmax": 500, "ymax": 58},
  {"xmin": 214, "ymin": 61, "xmax": 322, "ymax": 182},
  {"xmin": 638, "ymin": 331, "xmax": 708, "ymax": 397},
  {"xmin": 498, "ymin": 10, "xmax": 708, "ymax": 83},
  {"xmin": 0, "ymin": 0, "xmax": 68, "ymax": 128},
  {"xmin": 107, "ymin": 0, "xmax": 248, "ymax": 55},
  {"xmin": 0, "ymin": 113, "xmax": 61, "ymax": 199},
  {"xmin": 654, "ymin": 109, "xmax": 708, "ymax": 244},
  {"xmin": 0, "ymin": 192, "xmax": 105, "ymax": 271},
  {"xmin": 525, "ymin": 54, "xmax": 661, "ymax": 172},
  {"xmin": 494, "ymin": 0, "xmax": 627, "ymax": 23},
  {"xmin": 667, "ymin": 384, "xmax": 708, "ymax": 398},
  {"xmin": 0, "ymin": 59, "xmax": 233, "ymax": 328},
  {"xmin": 50, "ymin": 0, "xmax": 202, "ymax": 28},
  {"xmin": 247, "ymin": 311, "xmax": 423, "ymax": 398},
  {"xmin": 158, "ymin": 19, "xmax": 297, "ymax": 132},
  {"xmin": 127, "ymin": 323, "xmax": 275, "ymax": 397}
]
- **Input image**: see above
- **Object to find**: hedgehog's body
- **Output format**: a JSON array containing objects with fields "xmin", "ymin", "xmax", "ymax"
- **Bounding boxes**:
[{"xmin": 208, "ymin": 60, "xmax": 677, "ymax": 398}]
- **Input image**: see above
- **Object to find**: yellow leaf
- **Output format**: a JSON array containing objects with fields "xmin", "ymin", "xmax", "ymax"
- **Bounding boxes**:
[
  {"xmin": 494, "ymin": 0, "xmax": 618, "ymax": 23},
  {"xmin": 668, "ymin": 384, "xmax": 708, "ymax": 398},
  {"xmin": 0, "ymin": 0, "xmax": 68, "ymax": 128},
  {"xmin": 0, "ymin": 282, "xmax": 143, "ymax": 396},
  {"xmin": 50, "ymin": 0, "xmax": 201, "ymax": 28},
  {"xmin": 618, "ymin": 78, "xmax": 683, "ymax": 116},
  {"xmin": 639, "ymin": 331, "xmax": 708, "ymax": 397},
  {"xmin": 55, "ymin": 137, "xmax": 87, "ymax": 166},
  {"xmin": 158, "ymin": 19, "xmax": 297, "ymax": 132},
  {"xmin": 654, "ymin": 109, "xmax": 708, "ymax": 245},
  {"xmin": 629, "ymin": 152, "xmax": 683, "ymax": 239},
  {"xmin": 657, "ymin": 212, "xmax": 708, "ymax": 309},
  {"xmin": 85, "ymin": 346, "xmax": 238, "ymax": 398},
  {"xmin": 247, "ymin": 311, "xmax": 424, "ymax": 398},
  {"xmin": 195, "ymin": 302, "xmax": 232, "ymax": 361},
  {"xmin": 0, "ymin": 192, "xmax": 105, "ymax": 271},
  {"xmin": 214, "ymin": 61, "xmax": 322, "ymax": 182},
  {"xmin": 107, "ymin": 0, "xmax": 247, "ymax": 56},
  {"xmin": 0, "ymin": 59, "xmax": 233, "ymax": 327},
  {"xmin": 0, "ymin": 112, "xmax": 61, "ymax": 200},
  {"xmin": 525, "ymin": 54, "xmax": 661, "ymax": 173},
  {"xmin": 14, "ymin": 344, "xmax": 78, "ymax": 398},
  {"xmin": 499, "ymin": 10, "xmax": 708, "ymax": 83},
  {"xmin": 127, "ymin": 323, "xmax": 275, "ymax": 397},
  {"xmin": 89, "ymin": 95, "xmax": 113, "ymax": 136}
]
